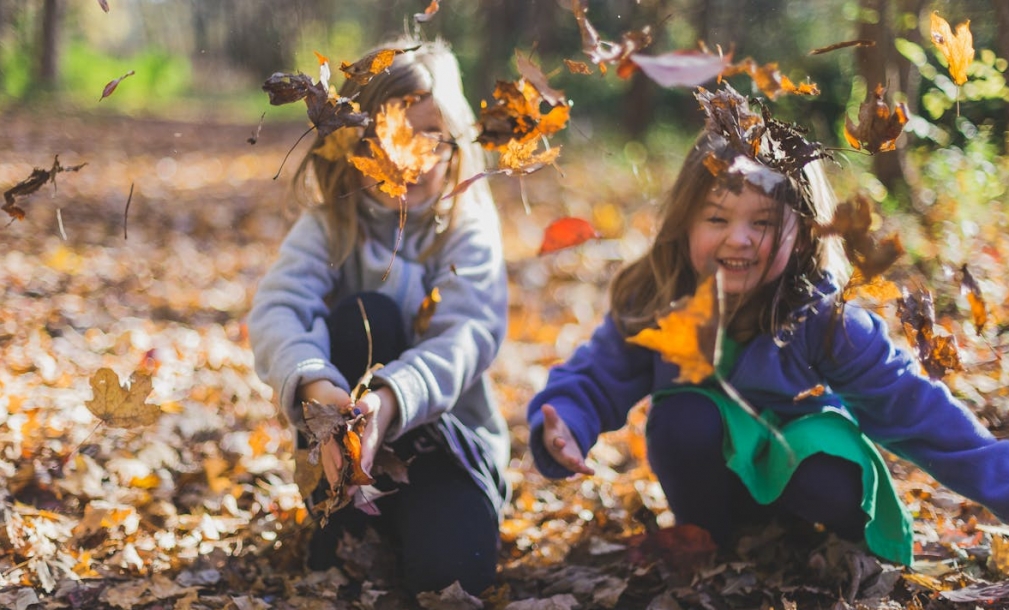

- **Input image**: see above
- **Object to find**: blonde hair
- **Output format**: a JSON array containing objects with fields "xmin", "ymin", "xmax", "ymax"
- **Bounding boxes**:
[
  {"xmin": 292, "ymin": 37, "xmax": 488, "ymax": 266},
  {"xmin": 609, "ymin": 130, "xmax": 847, "ymax": 339}
]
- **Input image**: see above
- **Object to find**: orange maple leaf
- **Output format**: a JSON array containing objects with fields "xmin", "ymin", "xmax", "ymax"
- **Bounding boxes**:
[
  {"xmin": 627, "ymin": 274, "xmax": 719, "ymax": 384},
  {"xmin": 348, "ymin": 102, "xmax": 440, "ymax": 198},
  {"xmin": 930, "ymin": 11, "xmax": 974, "ymax": 86}
]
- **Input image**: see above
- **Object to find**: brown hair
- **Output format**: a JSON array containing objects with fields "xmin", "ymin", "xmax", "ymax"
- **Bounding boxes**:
[
  {"xmin": 608, "ymin": 131, "xmax": 846, "ymax": 341},
  {"xmin": 291, "ymin": 37, "xmax": 488, "ymax": 266}
]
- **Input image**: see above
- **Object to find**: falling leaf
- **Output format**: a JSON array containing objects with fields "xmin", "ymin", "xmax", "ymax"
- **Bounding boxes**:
[
  {"xmin": 99, "ymin": 70, "xmax": 134, "ymax": 101},
  {"xmin": 348, "ymin": 102, "xmax": 440, "ymax": 198},
  {"xmin": 516, "ymin": 51, "xmax": 567, "ymax": 107},
  {"xmin": 477, "ymin": 78, "xmax": 570, "ymax": 150},
  {"xmin": 414, "ymin": 0, "xmax": 439, "ymax": 24},
  {"xmin": 629, "ymin": 50, "xmax": 731, "ymax": 89},
  {"xmin": 809, "ymin": 39, "xmax": 875, "ymax": 55},
  {"xmin": 340, "ymin": 47, "xmax": 418, "ymax": 85},
  {"xmin": 3, "ymin": 155, "xmax": 87, "ymax": 220},
  {"xmin": 564, "ymin": 58, "xmax": 594, "ymax": 75},
  {"xmin": 499, "ymin": 138, "xmax": 562, "ymax": 173},
  {"xmin": 627, "ymin": 274, "xmax": 719, "ymax": 384},
  {"xmin": 84, "ymin": 368, "xmax": 160, "ymax": 428},
  {"xmin": 897, "ymin": 288, "xmax": 963, "ymax": 380},
  {"xmin": 538, "ymin": 217, "xmax": 599, "ymax": 255},
  {"xmin": 413, "ymin": 286, "xmax": 441, "ymax": 336},
  {"xmin": 960, "ymin": 265, "xmax": 987, "ymax": 335},
  {"xmin": 247, "ymin": 112, "xmax": 265, "ymax": 145},
  {"xmin": 721, "ymin": 58, "xmax": 819, "ymax": 99},
  {"xmin": 842, "ymin": 269, "xmax": 902, "ymax": 303},
  {"xmin": 814, "ymin": 193, "xmax": 904, "ymax": 282},
  {"xmin": 843, "ymin": 84, "xmax": 909, "ymax": 154},
  {"xmin": 97, "ymin": 0, "xmax": 109, "ymax": 12},
  {"xmin": 261, "ymin": 73, "xmax": 370, "ymax": 138},
  {"xmin": 570, "ymin": 0, "xmax": 652, "ymax": 76},
  {"xmin": 930, "ymin": 12, "xmax": 974, "ymax": 86}
]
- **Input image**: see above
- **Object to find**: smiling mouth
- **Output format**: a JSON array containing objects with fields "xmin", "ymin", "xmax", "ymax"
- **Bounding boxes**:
[{"xmin": 718, "ymin": 258, "xmax": 757, "ymax": 271}]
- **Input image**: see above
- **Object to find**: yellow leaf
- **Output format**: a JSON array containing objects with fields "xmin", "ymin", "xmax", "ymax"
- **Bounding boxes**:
[
  {"xmin": 626, "ymin": 274, "xmax": 718, "ymax": 384},
  {"xmin": 931, "ymin": 11, "xmax": 974, "ymax": 86},
  {"xmin": 413, "ymin": 286, "xmax": 441, "ymax": 336},
  {"xmin": 499, "ymin": 139, "xmax": 562, "ymax": 172},
  {"xmin": 84, "ymin": 367, "xmax": 160, "ymax": 428},
  {"xmin": 348, "ymin": 102, "xmax": 440, "ymax": 198}
]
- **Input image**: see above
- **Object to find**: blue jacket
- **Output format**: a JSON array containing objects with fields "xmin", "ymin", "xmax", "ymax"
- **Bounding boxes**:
[{"xmin": 527, "ymin": 278, "xmax": 1009, "ymax": 522}]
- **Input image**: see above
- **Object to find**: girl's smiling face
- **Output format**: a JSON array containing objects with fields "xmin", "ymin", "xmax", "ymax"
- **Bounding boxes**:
[{"xmin": 688, "ymin": 186, "xmax": 798, "ymax": 294}]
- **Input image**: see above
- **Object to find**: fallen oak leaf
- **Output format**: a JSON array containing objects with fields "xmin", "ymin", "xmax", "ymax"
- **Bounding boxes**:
[
  {"xmin": 538, "ymin": 217, "xmax": 599, "ymax": 255},
  {"xmin": 843, "ymin": 84, "xmax": 908, "ymax": 154},
  {"xmin": 84, "ymin": 367, "xmax": 160, "ymax": 428},
  {"xmin": 930, "ymin": 11, "xmax": 974, "ymax": 86},
  {"xmin": 99, "ymin": 70, "xmax": 135, "ymax": 101}
]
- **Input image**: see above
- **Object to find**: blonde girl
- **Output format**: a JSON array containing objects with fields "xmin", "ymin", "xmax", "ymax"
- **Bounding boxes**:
[{"xmin": 249, "ymin": 38, "xmax": 507, "ymax": 595}]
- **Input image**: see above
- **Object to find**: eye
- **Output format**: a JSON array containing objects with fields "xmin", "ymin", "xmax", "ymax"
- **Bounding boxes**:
[{"xmin": 706, "ymin": 215, "xmax": 727, "ymax": 224}]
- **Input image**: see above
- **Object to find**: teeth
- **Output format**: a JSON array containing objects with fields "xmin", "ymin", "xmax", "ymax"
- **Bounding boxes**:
[{"xmin": 719, "ymin": 259, "xmax": 753, "ymax": 270}]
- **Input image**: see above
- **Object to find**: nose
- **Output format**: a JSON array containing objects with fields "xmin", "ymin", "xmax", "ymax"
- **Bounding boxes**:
[{"xmin": 725, "ymin": 222, "xmax": 755, "ymax": 248}]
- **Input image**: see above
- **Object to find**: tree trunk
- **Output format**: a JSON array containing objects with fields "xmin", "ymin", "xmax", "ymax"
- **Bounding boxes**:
[
  {"xmin": 38, "ymin": 0, "xmax": 62, "ymax": 89},
  {"xmin": 994, "ymin": 1, "xmax": 1009, "ymax": 75}
]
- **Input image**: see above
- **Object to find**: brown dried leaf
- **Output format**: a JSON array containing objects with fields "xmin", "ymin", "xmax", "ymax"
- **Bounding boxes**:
[
  {"xmin": 84, "ymin": 367, "xmax": 160, "ymax": 428},
  {"xmin": 3, "ymin": 155, "xmax": 87, "ymax": 220},
  {"xmin": 844, "ymin": 84, "xmax": 909, "ymax": 154},
  {"xmin": 339, "ymin": 47, "xmax": 418, "ymax": 85},
  {"xmin": 99, "ymin": 70, "xmax": 135, "ymax": 101},
  {"xmin": 814, "ymin": 194, "xmax": 904, "ymax": 282},
  {"xmin": 897, "ymin": 288, "xmax": 963, "ymax": 380},
  {"xmin": 931, "ymin": 12, "xmax": 974, "ymax": 86},
  {"xmin": 960, "ymin": 265, "xmax": 987, "ymax": 335}
]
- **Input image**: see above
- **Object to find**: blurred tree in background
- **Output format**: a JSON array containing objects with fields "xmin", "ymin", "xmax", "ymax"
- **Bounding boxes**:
[{"xmin": 1, "ymin": 0, "xmax": 1008, "ymax": 215}]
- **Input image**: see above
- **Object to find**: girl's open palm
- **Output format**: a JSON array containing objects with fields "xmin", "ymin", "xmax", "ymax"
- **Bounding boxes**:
[{"xmin": 542, "ymin": 404, "xmax": 595, "ymax": 476}]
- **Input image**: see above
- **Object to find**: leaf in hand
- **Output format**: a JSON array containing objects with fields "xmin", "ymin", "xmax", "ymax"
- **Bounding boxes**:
[
  {"xmin": 930, "ymin": 11, "xmax": 974, "ymax": 86},
  {"xmin": 301, "ymin": 398, "xmax": 376, "ymax": 517},
  {"xmin": 627, "ymin": 274, "xmax": 719, "ymax": 384},
  {"xmin": 349, "ymin": 102, "xmax": 440, "ymax": 198},
  {"xmin": 960, "ymin": 264, "xmax": 987, "ymax": 335},
  {"xmin": 85, "ymin": 367, "xmax": 160, "ymax": 428},
  {"xmin": 538, "ymin": 217, "xmax": 599, "ymax": 255},
  {"xmin": 843, "ymin": 84, "xmax": 908, "ymax": 154},
  {"xmin": 99, "ymin": 70, "xmax": 135, "ymax": 101},
  {"xmin": 897, "ymin": 288, "xmax": 963, "ymax": 380},
  {"xmin": 413, "ymin": 287, "xmax": 441, "ymax": 336}
]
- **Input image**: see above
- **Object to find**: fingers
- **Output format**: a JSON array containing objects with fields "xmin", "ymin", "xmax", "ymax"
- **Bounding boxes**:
[
  {"xmin": 540, "ymin": 404, "xmax": 595, "ymax": 476},
  {"xmin": 320, "ymin": 438, "xmax": 344, "ymax": 486}
]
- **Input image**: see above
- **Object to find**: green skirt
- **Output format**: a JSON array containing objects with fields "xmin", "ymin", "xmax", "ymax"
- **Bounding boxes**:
[{"xmin": 651, "ymin": 382, "xmax": 914, "ymax": 565}]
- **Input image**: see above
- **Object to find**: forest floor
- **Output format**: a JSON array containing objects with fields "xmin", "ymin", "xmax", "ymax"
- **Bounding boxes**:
[{"xmin": 2, "ymin": 108, "xmax": 1009, "ymax": 610}]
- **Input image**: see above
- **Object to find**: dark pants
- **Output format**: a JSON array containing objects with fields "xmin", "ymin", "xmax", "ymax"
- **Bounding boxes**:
[
  {"xmin": 307, "ymin": 292, "xmax": 499, "ymax": 596},
  {"xmin": 645, "ymin": 391, "xmax": 866, "ymax": 548}
]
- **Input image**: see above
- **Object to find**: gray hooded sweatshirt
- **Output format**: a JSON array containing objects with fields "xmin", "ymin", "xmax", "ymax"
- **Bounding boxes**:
[{"xmin": 247, "ymin": 191, "xmax": 510, "ymax": 493}]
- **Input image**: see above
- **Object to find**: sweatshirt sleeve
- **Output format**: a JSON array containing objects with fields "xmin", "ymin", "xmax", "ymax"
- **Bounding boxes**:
[
  {"xmin": 811, "ymin": 304, "xmax": 1009, "ymax": 521},
  {"xmin": 372, "ymin": 197, "xmax": 509, "ymax": 439},
  {"xmin": 247, "ymin": 213, "xmax": 350, "ymax": 427},
  {"xmin": 526, "ymin": 314, "xmax": 655, "ymax": 479}
]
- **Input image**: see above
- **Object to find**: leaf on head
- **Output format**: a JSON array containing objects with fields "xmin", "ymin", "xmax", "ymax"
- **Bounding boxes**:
[
  {"xmin": 930, "ymin": 12, "xmax": 974, "ymax": 86},
  {"xmin": 85, "ymin": 367, "xmax": 160, "ymax": 428},
  {"xmin": 627, "ymin": 274, "xmax": 720, "ymax": 384},
  {"xmin": 349, "ymin": 102, "xmax": 441, "ymax": 198},
  {"xmin": 843, "ymin": 84, "xmax": 908, "ymax": 154}
]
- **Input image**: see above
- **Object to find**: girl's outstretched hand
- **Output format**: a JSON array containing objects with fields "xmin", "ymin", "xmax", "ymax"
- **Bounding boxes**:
[{"xmin": 541, "ymin": 404, "xmax": 595, "ymax": 476}]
